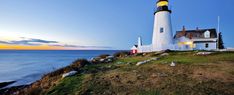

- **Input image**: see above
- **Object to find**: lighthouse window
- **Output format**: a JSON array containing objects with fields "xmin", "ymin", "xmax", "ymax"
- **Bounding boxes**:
[{"xmin": 160, "ymin": 27, "xmax": 164, "ymax": 33}]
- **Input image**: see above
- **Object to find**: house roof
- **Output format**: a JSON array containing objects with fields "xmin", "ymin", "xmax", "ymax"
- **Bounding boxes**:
[
  {"xmin": 174, "ymin": 27, "xmax": 217, "ymax": 39},
  {"xmin": 131, "ymin": 45, "xmax": 138, "ymax": 50}
]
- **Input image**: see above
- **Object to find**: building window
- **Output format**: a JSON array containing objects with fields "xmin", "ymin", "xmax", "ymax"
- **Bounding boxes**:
[
  {"xmin": 160, "ymin": 27, "xmax": 164, "ymax": 33},
  {"xmin": 185, "ymin": 45, "xmax": 189, "ymax": 49},
  {"xmin": 204, "ymin": 30, "xmax": 210, "ymax": 38},
  {"xmin": 205, "ymin": 43, "xmax": 209, "ymax": 48}
]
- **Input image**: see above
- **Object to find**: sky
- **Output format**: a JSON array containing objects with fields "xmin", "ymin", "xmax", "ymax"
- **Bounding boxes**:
[{"xmin": 0, "ymin": 0, "xmax": 233, "ymax": 50}]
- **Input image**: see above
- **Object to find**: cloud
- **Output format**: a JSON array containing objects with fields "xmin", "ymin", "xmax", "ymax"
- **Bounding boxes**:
[
  {"xmin": 0, "ymin": 41, "xmax": 11, "ymax": 44},
  {"xmin": 50, "ymin": 44, "xmax": 78, "ymax": 48},
  {"xmin": 0, "ymin": 38, "xmax": 58, "ymax": 46},
  {"xmin": 0, "ymin": 37, "xmax": 113, "ymax": 50},
  {"xmin": 49, "ymin": 44, "xmax": 112, "ymax": 49}
]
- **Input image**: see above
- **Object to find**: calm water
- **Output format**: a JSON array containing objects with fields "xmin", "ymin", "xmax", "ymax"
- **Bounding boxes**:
[{"xmin": 0, "ymin": 50, "xmax": 120, "ymax": 87}]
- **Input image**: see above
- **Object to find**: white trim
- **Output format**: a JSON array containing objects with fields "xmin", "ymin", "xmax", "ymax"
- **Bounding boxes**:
[{"xmin": 192, "ymin": 38, "xmax": 217, "ymax": 42}]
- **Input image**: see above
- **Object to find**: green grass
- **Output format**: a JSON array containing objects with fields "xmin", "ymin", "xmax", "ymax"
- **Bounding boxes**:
[
  {"xmin": 46, "ymin": 63, "xmax": 120, "ymax": 95},
  {"xmin": 116, "ymin": 56, "xmax": 151, "ymax": 63},
  {"xmin": 153, "ymin": 52, "xmax": 234, "ymax": 64},
  {"xmin": 114, "ymin": 51, "xmax": 234, "ymax": 66},
  {"xmin": 46, "ymin": 74, "xmax": 84, "ymax": 95},
  {"xmin": 138, "ymin": 89, "xmax": 161, "ymax": 95},
  {"xmin": 44, "ymin": 51, "xmax": 234, "ymax": 95}
]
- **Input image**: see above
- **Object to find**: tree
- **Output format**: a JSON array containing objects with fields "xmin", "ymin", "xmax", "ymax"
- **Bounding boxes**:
[{"xmin": 218, "ymin": 32, "xmax": 225, "ymax": 49}]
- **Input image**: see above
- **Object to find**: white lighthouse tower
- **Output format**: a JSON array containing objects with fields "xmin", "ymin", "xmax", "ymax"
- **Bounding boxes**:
[{"xmin": 152, "ymin": 0, "xmax": 173, "ymax": 51}]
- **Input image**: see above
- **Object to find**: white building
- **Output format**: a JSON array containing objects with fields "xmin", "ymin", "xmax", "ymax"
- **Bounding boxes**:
[
  {"xmin": 131, "ymin": 0, "xmax": 219, "ymax": 53},
  {"xmin": 174, "ymin": 27, "xmax": 218, "ymax": 51}
]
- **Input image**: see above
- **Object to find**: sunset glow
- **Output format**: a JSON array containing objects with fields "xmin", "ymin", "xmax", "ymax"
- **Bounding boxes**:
[{"xmin": 0, "ymin": 44, "xmax": 65, "ymax": 50}]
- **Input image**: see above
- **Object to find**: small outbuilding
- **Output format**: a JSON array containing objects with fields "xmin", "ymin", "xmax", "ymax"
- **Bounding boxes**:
[{"xmin": 131, "ymin": 45, "xmax": 138, "ymax": 54}]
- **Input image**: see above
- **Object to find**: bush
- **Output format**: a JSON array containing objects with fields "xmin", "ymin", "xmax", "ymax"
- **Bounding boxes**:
[
  {"xmin": 46, "ymin": 67, "xmax": 72, "ymax": 77},
  {"xmin": 135, "ymin": 53, "xmax": 144, "ymax": 56},
  {"xmin": 70, "ymin": 59, "xmax": 91, "ymax": 70},
  {"xmin": 113, "ymin": 51, "xmax": 130, "ymax": 58},
  {"xmin": 98, "ymin": 54, "xmax": 110, "ymax": 59}
]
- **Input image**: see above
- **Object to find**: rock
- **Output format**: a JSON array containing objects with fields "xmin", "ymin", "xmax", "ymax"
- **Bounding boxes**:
[
  {"xmin": 106, "ymin": 56, "xmax": 114, "ymax": 59},
  {"xmin": 106, "ymin": 59, "xmax": 112, "ymax": 62},
  {"xmin": 107, "ymin": 65, "xmax": 112, "ymax": 68},
  {"xmin": 151, "ymin": 73, "xmax": 158, "ymax": 78},
  {"xmin": 150, "ymin": 57, "xmax": 159, "ymax": 61},
  {"xmin": 105, "ymin": 56, "xmax": 115, "ymax": 63},
  {"xmin": 90, "ymin": 58, "xmax": 99, "ymax": 64},
  {"xmin": 117, "ymin": 62, "xmax": 124, "ymax": 64},
  {"xmin": 99, "ymin": 54, "xmax": 110, "ymax": 59},
  {"xmin": 91, "ymin": 55, "xmax": 115, "ymax": 64},
  {"xmin": 137, "ymin": 74, "xmax": 144, "ymax": 79},
  {"xmin": 136, "ymin": 57, "xmax": 159, "ymax": 66},
  {"xmin": 132, "ymin": 70, "xmax": 137, "ymax": 73},
  {"xmin": 160, "ymin": 53, "xmax": 169, "ymax": 56},
  {"xmin": 170, "ymin": 61, "xmax": 176, "ymax": 67},
  {"xmin": 136, "ymin": 61, "xmax": 147, "ymax": 66},
  {"xmin": 158, "ymin": 73, "xmax": 168, "ymax": 77},
  {"xmin": 196, "ymin": 52, "xmax": 213, "ymax": 55},
  {"xmin": 99, "ymin": 59, "xmax": 105, "ymax": 62},
  {"xmin": 62, "ymin": 71, "xmax": 77, "ymax": 78},
  {"xmin": 90, "ymin": 57, "xmax": 95, "ymax": 61},
  {"xmin": 135, "ymin": 56, "xmax": 161, "ymax": 66}
]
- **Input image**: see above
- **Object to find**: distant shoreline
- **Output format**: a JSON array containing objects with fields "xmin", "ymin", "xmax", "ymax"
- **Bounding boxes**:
[{"xmin": 0, "ymin": 49, "xmax": 128, "ymax": 51}]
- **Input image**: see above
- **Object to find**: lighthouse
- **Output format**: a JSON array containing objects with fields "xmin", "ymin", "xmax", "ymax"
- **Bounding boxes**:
[{"xmin": 152, "ymin": 0, "xmax": 173, "ymax": 51}]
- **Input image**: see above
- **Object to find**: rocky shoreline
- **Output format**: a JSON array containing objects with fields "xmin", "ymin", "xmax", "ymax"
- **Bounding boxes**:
[
  {"xmin": 0, "ymin": 51, "xmax": 130, "ymax": 95},
  {"xmin": 0, "ymin": 81, "xmax": 16, "ymax": 89},
  {"xmin": 0, "ymin": 85, "xmax": 28, "ymax": 95}
]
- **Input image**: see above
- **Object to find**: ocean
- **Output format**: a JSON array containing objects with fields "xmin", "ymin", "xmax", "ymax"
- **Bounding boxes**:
[{"xmin": 0, "ymin": 50, "xmax": 120, "ymax": 87}]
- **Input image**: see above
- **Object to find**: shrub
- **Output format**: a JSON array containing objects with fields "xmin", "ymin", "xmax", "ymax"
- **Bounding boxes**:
[
  {"xmin": 98, "ymin": 54, "xmax": 110, "ymax": 59},
  {"xmin": 70, "ymin": 59, "xmax": 91, "ymax": 70},
  {"xmin": 135, "ymin": 53, "xmax": 144, "ymax": 56},
  {"xmin": 113, "ymin": 51, "xmax": 130, "ymax": 58}
]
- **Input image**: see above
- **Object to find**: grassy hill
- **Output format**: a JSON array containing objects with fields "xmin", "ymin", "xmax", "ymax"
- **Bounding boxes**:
[{"xmin": 3, "ymin": 51, "xmax": 234, "ymax": 95}]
